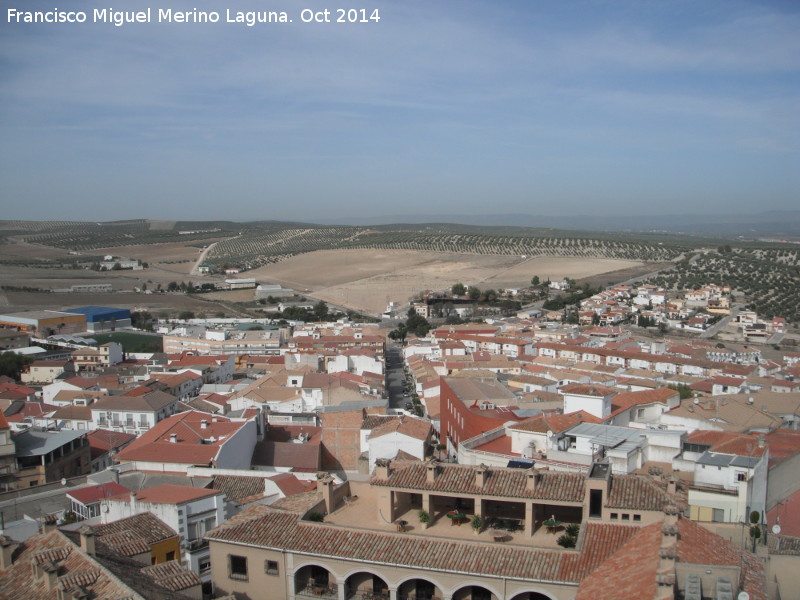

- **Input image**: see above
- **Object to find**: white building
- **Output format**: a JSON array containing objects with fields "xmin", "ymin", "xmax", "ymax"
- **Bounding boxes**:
[{"xmin": 102, "ymin": 483, "xmax": 225, "ymax": 579}]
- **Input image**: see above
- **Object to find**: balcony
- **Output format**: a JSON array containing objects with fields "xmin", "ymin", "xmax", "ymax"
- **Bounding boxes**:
[
  {"xmin": 297, "ymin": 583, "xmax": 338, "ymax": 599},
  {"xmin": 186, "ymin": 538, "xmax": 209, "ymax": 552}
]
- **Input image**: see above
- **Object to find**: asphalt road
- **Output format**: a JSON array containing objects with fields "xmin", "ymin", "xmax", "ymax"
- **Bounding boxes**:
[{"xmin": 385, "ymin": 342, "xmax": 410, "ymax": 411}]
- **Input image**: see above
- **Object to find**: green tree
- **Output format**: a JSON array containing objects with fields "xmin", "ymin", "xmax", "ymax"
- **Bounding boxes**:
[
  {"xmin": 389, "ymin": 322, "xmax": 408, "ymax": 344},
  {"xmin": 468, "ymin": 287, "xmax": 481, "ymax": 301},
  {"xmin": 406, "ymin": 313, "xmax": 431, "ymax": 337},
  {"xmin": 451, "ymin": 283, "xmax": 466, "ymax": 296},
  {"xmin": 531, "ymin": 275, "xmax": 540, "ymax": 286},
  {"xmin": 313, "ymin": 300, "xmax": 329, "ymax": 320},
  {"xmin": 178, "ymin": 310, "xmax": 195, "ymax": 320},
  {"xmin": 0, "ymin": 352, "xmax": 33, "ymax": 380}
]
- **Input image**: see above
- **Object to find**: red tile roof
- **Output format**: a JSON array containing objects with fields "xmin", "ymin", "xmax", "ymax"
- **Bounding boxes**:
[
  {"xmin": 511, "ymin": 410, "xmax": 602, "ymax": 434},
  {"xmin": 577, "ymin": 518, "xmax": 767, "ymax": 600},
  {"xmin": 0, "ymin": 529, "xmax": 139, "ymax": 599},
  {"xmin": 207, "ymin": 505, "xmax": 639, "ymax": 583},
  {"xmin": 116, "ymin": 410, "xmax": 245, "ymax": 465},
  {"xmin": 108, "ymin": 483, "xmax": 221, "ymax": 505},
  {"xmin": 371, "ymin": 462, "xmax": 586, "ymax": 502},
  {"xmin": 67, "ymin": 482, "xmax": 130, "ymax": 505}
]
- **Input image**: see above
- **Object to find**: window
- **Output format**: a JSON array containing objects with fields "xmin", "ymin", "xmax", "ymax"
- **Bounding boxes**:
[
  {"xmin": 737, "ymin": 472, "xmax": 747, "ymax": 482},
  {"xmin": 621, "ymin": 513, "xmax": 630, "ymax": 521},
  {"xmin": 228, "ymin": 555, "xmax": 248, "ymax": 581},
  {"xmin": 199, "ymin": 558, "xmax": 211, "ymax": 574},
  {"xmin": 166, "ymin": 551, "xmax": 175, "ymax": 561},
  {"xmin": 610, "ymin": 513, "xmax": 618, "ymax": 520},
  {"xmin": 712, "ymin": 508, "xmax": 725, "ymax": 522},
  {"xmin": 637, "ymin": 408, "xmax": 645, "ymax": 418},
  {"xmin": 265, "ymin": 560, "xmax": 279, "ymax": 575},
  {"xmin": 633, "ymin": 514, "xmax": 641, "ymax": 522}
]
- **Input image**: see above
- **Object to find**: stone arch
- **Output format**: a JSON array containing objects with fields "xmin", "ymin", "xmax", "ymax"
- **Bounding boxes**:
[
  {"xmin": 395, "ymin": 576, "xmax": 444, "ymax": 600},
  {"xmin": 343, "ymin": 568, "xmax": 391, "ymax": 597},
  {"xmin": 450, "ymin": 582, "xmax": 500, "ymax": 600},
  {"xmin": 293, "ymin": 562, "xmax": 340, "ymax": 596},
  {"xmin": 508, "ymin": 591, "xmax": 557, "ymax": 600}
]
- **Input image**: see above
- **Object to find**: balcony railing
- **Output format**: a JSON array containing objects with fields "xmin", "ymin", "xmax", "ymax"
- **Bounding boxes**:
[
  {"xmin": 348, "ymin": 590, "xmax": 389, "ymax": 600},
  {"xmin": 297, "ymin": 583, "xmax": 338, "ymax": 599}
]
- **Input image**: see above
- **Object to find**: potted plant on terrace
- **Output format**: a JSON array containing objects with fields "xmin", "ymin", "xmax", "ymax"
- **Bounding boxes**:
[
  {"xmin": 418, "ymin": 509, "xmax": 430, "ymax": 530},
  {"xmin": 471, "ymin": 514, "xmax": 483, "ymax": 535}
]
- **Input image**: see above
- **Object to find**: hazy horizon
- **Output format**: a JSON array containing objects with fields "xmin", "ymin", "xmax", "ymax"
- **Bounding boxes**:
[{"xmin": 2, "ymin": 0, "xmax": 798, "ymax": 222}]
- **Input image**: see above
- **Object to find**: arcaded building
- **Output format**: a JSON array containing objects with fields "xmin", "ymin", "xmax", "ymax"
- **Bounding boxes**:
[{"xmin": 206, "ymin": 460, "xmax": 766, "ymax": 600}]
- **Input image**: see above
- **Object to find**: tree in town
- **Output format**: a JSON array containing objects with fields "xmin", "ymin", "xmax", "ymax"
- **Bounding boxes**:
[
  {"xmin": 388, "ymin": 322, "xmax": 408, "ymax": 344},
  {"xmin": 0, "ymin": 352, "xmax": 33, "ymax": 380},
  {"xmin": 451, "ymin": 283, "xmax": 466, "ymax": 296},
  {"xmin": 313, "ymin": 300, "xmax": 329, "ymax": 321}
]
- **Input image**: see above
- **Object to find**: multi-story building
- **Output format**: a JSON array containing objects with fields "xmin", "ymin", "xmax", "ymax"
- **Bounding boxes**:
[
  {"xmin": 12, "ymin": 429, "xmax": 90, "ymax": 488},
  {"xmin": 115, "ymin": 410, "xmax": 258, "ymax": 472},
  {"xmin": 90, "ymin": 389, "xmax": 180, "ymax": 435},
  {"xmin": 102, "ymin": 483, "xmax": 226, "ymax": 580},
  {"xmin": 0, "ymin": 413, "xmax": 15, "ymax": 491},
  {"xmin": 163, "ymin": 328, "xmax": 284, "ymax": 356},
  {"xmin": 206, "ymin": 460, "xmax": 766, "ymax": 600}
]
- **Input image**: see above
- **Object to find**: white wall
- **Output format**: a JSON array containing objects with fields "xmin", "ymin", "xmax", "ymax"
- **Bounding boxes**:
[
  {"xmin": 214, "ymin": 419, "xmax": 257, "ymax": 470},
  {"xmin": 368, "ymin": 432, "xmax": 425, "ymax": 470}
]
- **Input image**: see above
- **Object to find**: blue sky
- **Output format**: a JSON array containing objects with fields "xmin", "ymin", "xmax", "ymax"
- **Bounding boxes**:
[{"xmin": 1, "ymin": 0, "xmax": 798, "ymax": 222}]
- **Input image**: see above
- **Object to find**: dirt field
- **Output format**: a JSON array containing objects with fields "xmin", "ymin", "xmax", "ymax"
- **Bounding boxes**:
[
  {"xmin": 248, "ymin": 249, "xmax": 645, "ymax": 315},
  {"xmin": 1, "ymin": 243, "xmax": 656, "ymax": 317}
]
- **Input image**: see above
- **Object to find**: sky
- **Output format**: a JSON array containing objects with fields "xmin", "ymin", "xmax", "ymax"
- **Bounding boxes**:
[{"xmin": 1, "ymin": 0, "xmax": 798, "ymax": 223}]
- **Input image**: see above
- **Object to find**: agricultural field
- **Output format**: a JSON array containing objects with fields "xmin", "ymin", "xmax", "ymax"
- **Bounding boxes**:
[
  {"xmin": 206, "ymin": 226, "xmax": 686, "ymax": 269},
  {"xmin": 644, "ymin": 247, "xmax": 800, "ymax": 324},
  {"xmin": 0, "ymin": 219, "xmax": 697, "ymax": 317},
  {"xmin": 90, "ymin": 332, "xmax": 163, "ymax": 353},
  {"xmin": 0, "ymin": 219, "xmax": 230, "ymax": 250},
  {"xmin": 250, "ymin": 249, "xmax": 648, "ymax": 315}
]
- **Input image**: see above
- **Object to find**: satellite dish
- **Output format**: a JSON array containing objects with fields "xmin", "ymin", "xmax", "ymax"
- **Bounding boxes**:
[
  {"xmin": 772, "ymin": 524, "xmax": 781, "ymax": 535},
  {"xmin": 738, "ymin": 592, "xmax": 750, "ymax": 600},
  {"xmin": 61, "ymin": 478, "xmax": 67, "ymax": 486},
  {"xmin": 546, "ymin": 430, "xmax": 553, "ymax": 438}
]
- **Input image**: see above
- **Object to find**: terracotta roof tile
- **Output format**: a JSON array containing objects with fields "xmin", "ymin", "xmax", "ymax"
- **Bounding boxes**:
[
  {"xmin": 208, "ymin": 506, "xmax": 640, "ymax": 584},
  {"xmin": 93, "ymin": 511, "xmax": 177, "ymax": 546},
  {"xmin": 371, "ymin": 462, "xmax": 585, "ymax": 502},
  {"xmin": 140, "ymin": 560, "xmax": 201, "ymax": 591}
]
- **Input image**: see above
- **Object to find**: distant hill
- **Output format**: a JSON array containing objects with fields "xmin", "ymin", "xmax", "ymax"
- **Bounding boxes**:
[{"xmin": 313, "ymin": 211, "xmax": 800, "ymax": 239}]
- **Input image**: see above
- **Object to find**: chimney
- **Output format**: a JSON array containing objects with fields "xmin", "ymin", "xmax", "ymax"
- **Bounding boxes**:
[
  {"xmin": 374, "ymin": 458, "xmax": 390, "ymax": 480},
  {"xmin": 201, "ymin": 420, "xmax": 208, "ymax": 430},
  {"xmin": 79, "ymin": 525, "xmax": 95, "ymax": 556},
  {"xmin": 758, "ymin": 434, "xmax": 766, "ymax": 449},
  {"xmin": 526, "ymin": 468, "xmax": 540, "ymax": 492},
  {"xmin": 426, "ymin": 459, "xmax": 439, "ymax": 484},
  {"xmin": 474, "ymin": 464, "xmax": 488, "ymax": 489},
  {"xmin": 667, "ymin": 475, "xmax": 677, "ymax": 496},
  {"xmin": 169, "ymin": 433, "xmax": 177, "ymax": 443},
  {"xmin": 130, "ymin": 491, "xmax": 137, "ymax": 513},
  {"xmin": 110, "ymin": 468, "xmax": 119, "ymax": 484},
  {"xmin": 41, "ymin": 559, "xmax": 59, "ymax": 590},
  {"xmin": 316, "ymin": 474, "xmax": 335, "ymax": 514},
  {"xmin": 661, "ymin": 522, "xmax": 679, "ymax": 548},
  {"xmin": 654, "ymin": 572, "xmax": 676, "ymax": 600},
  {"xmin": 0, "ymin": 535, "xmax": 17, "ymax": 569}
]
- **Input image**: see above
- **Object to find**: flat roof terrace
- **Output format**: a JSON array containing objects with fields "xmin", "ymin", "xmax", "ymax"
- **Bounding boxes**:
[{"xmin": 325, "ymin": 481, "xmax": 572, "ymax": 550}]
